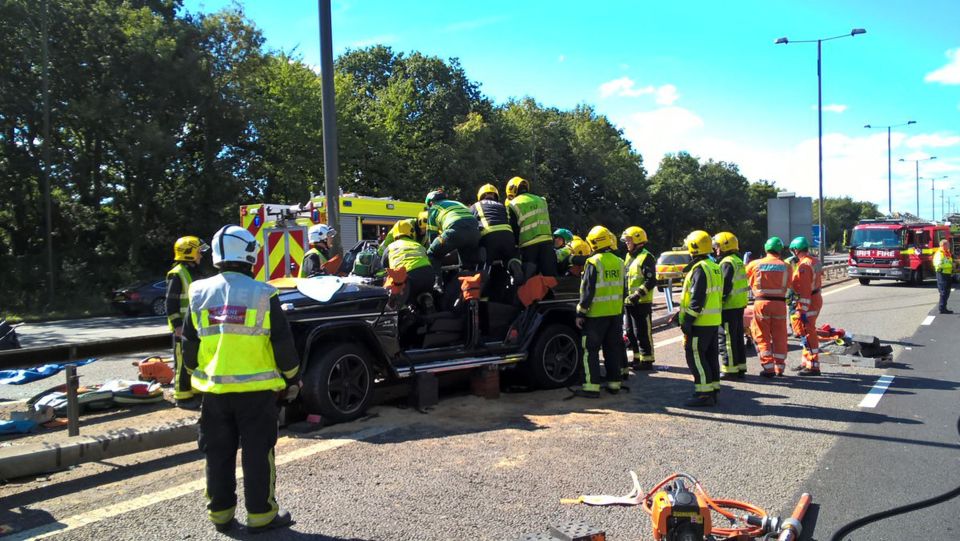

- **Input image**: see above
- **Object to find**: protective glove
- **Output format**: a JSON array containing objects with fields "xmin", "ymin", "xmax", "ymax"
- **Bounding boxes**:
[
  {"xmin": 799, "ymin": 311, "xmax": 808, "ymax": 324},
  {"xmin": 627, "ymin": 292, "xmax": 641, "ymax": 304},
  {"xmin": 576, "ymin": 315, "xmax": 586, "ymax": 330},
  {"xmin": 280, "ymin": 378, "xmax": 302, "ymax": 404}
]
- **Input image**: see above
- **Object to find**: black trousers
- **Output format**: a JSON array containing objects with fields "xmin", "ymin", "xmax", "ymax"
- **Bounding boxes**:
[
  {"xmin": 198, "ymin": 391, "xmax": 279, "ymax": 525},
  {"xmin": 684, "ymin": 325, "xmax": 720, "ymax": 394},
  {"xmin": 624, "ymin": 303, "xmax": 654, "ymax": 363},
  {"xmin": 406, "ymin": 265, "xmax": 437, "ymax": 300},
  {"xmin": 937, "ymin": 272, "xmax": 952, "ymax": 312},
  {"xmin": 520, "ymin": 241, "xmax": 558, "ymax": 280},
  {"xmin": 581, "ymin": 315, "xmax": 626, "ymax": 390},
  {"xmin": 172, "ymin": 335, "xmax": 193, "ymax": 400},
  {"xmin": 480, "ymin": 230, "xmax": 518, "ymax": 265},
  {"xmin": 718, "ymin": 307, "xmax": 746, "ymax": 373}
]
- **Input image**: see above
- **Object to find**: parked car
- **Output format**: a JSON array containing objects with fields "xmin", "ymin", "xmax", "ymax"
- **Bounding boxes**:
[
  {"xmin": 112, "ymin": 279, "xmax": 167, "ymax": 317},
  {"xmin": 655, "ymin": 249, "xmax": 691, "ymax": 290}
]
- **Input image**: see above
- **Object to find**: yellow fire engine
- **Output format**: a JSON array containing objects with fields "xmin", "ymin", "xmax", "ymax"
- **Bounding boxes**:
[{"xmin": 240, "ymin": 194, "xmax": 423, "ymax": 281}]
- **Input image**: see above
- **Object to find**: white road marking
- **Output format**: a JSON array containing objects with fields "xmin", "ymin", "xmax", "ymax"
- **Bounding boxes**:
[
  {"xmin": 8, "ymin": 425, "xmax": 394, "ymax": 540},
  {"xmin": 822, "ymin": 283, "xmax": 859, "ymax": 297},
  {"xmin": 654, "ymin": 335, "xmax": 683, "ymax": 348},
  {"xmin": 922, "ymin": 315, "xmax": 935, "ymax": 326},
  {"xmin": 858, "ymin": 375, "xmax": 895, "ymax": 408}
]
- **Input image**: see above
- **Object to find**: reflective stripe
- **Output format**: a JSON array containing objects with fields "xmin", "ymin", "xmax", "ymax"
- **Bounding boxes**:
[
  {"xmin": 680, "ymin": 259, "xmax": 722, "ymax": 326},
  {"xmin": 806, "ymin": 310, "xmax": 819, "ymax": 316},
  {"xmin": 520, "ymin": 219, "xmax": 551, "ymax": 233},
  {"xmin": 193, "ymin": 368, "xmax": 282, "ymax": 384},
  {"xmin": 582, "ymin": 252, "xmax": 625, "ymax": 317},
  {"xmin": 509, "ymin": 193, "xmax": 552, "ymax": 248},
  {"xmin": 758, "ymin": 288, "xmax": 788, "ymax": 295},
  {"xmin": 773, "ymin": 353, "xmax": 787, "ymax": 359},
  {"xmin": 593, "ymin": 294, "xmax": 622, "ymax": 303},
  {"xmin": 731, "ymin": 287, "xmax": 750, "ymax": 295},
  {"xmin": 166, "ymin": 264, "xmax": 194, "ymax": 330},
  {"xmin": 197, "ymin": 324, "xmax": 271, "ymax": 337}
]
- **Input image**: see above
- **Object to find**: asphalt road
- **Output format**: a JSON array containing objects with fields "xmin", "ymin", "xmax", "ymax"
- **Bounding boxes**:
[
  {"xmin": 13, "ymin": 316, "xmax": 167, "ymax": 348},
  {"xmin": 1, "ymin": 280, "xmax": 956, "ymax": 541}
]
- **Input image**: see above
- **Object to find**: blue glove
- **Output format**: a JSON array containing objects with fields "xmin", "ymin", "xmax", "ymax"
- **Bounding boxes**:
[{"xmin": 800, "ymin": 312, "xmax": 808, "ymax": 324}]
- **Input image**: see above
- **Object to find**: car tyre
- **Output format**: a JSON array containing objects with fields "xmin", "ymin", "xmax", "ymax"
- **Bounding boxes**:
[
  {"xmin": 525, "ymin": 323, "xmax": 581, "ymax": 389},
  {"xmin": 910, "ymin": 268, "xmax": 923, "ymax": 285},
  {"xmin": 302, "ymin": 342, "xmax": 375, "ymax": 423},
  {"xmin": 858, "ymin": 278, "xmax": 871, "ymax": 286},
  {"xmin": 151, "ymin": 297, "xmax": 167, "ymax": 317}
]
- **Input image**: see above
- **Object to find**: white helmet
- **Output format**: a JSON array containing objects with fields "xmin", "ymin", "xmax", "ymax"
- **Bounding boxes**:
[
  {"xmin": 211, "ymin": 225, "xmax": 260, "ymax": 268},
  {"xmin": 308, "ymin": 224, "xmax": 336, "ymax": 244}
]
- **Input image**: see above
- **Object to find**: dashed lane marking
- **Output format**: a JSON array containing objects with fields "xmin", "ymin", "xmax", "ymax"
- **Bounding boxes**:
[
  {"xmin": 922, "ymin": 315, "xmax": 935, "ymax": 326},
  {"xmin": 7, "ymin": 425, "xmax": 394, "ymax": 541},
  {"xmin": 858, "ymin": 375, "xmax": 895, "ymax": 408},
  {"xmin": 654, "ymin": 335, "xmax": 683, "ymax": 348}
]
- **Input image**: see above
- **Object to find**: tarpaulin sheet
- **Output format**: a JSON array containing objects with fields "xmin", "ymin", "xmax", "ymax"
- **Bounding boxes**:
[{"xmin": 0, "ymin": 358, "xmax": 96, "ymax": 385}]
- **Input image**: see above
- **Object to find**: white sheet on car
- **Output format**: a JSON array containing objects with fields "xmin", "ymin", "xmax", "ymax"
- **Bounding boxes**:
[{"xmin": 297, "ymin": 276, "xmax": 345, "ymax": 303}]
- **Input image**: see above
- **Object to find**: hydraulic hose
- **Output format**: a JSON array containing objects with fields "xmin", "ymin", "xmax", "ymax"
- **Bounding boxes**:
[{"xmin": 829, "ymin": 413, "xmax": 960, "ymax": 541}]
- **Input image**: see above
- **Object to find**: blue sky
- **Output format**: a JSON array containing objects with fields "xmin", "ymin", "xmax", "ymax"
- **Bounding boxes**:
[{"xmin": 182, "ymin": 0, "xmax": 960, "ymax": 218}]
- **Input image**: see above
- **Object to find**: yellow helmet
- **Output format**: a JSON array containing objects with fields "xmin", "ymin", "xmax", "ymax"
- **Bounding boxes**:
[
  {"xmin": 586, "ymin": 225, "xmax": 617, "ymax": 252},
  {"xmin": 712, "ymin": 231, "xmax": 739, "ymax": 253},
  {"xmin": 417, "ymin": 210, "xmax": 429, "ymax": 233},
  {"xmin": 684, "ymin": 230, "xmax": 713, "ymax": 257},
  {"xmin": 620, "ymin": 226, "xmax": 648, "ymax": 245},
  {"xmin": 173, "ymin": 236, "xmax": 209, "ymax": 263},
  {"xmin": 392, "ymin": 219, "xmax": 416, "ymax": 239},
  {"xmin": 505, "ymin": 176, "xmax": 529, "ymax": 199},
  {"xmin": 569, "ymin": 237, "xmax": 592, "ymax": 257},
  {"xmin": 477, "ymin": 183, "xmax": 499, "ymax": 202}
]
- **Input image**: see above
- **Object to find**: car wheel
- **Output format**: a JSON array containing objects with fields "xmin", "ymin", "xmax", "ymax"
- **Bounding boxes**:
[
  {"xmin": 151, "ymin": 297, "xmax": 166, "ymax": 317},
  {"xmin": 301, "ymin": 342, "xmax": 375, "ymax": 423},
  {"xmin": 910, "ymin": 268, "xmax": 923, "ymax": 285},
  {"xmin": 525, "ymin": 323, "xmax": 581, "ymax": 389},
  {"xmin": 858, "ymin": 278, "xmax": 871, "ymax": 286}
]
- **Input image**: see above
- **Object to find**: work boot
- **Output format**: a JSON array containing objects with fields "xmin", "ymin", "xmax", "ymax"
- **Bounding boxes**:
[
  {"xmin": 247, "ymin": 510, "xmax": 293, "ymax": 534},
  {"xmin": 759, "ymin": 371, "xmax": 775, "ymax": 379},
  {"xmin": 175, "ymin": 396, "xmax": 201, "ymax": 410},
  {"xmin": 683, "ymin": 393, "xmax": 716, "ymax": 407},
  {"xmin": 711, "ymin": 390, "xmax": 719, "ymax": 404},
  {"xmin": 797, "ymin": 368, "xmax": 821, "ymax": 377},
  {"xmin": 214, "ymin": 519, "xmax": 237, "ymax": 533},
  {"xmin": 719, "ymin": 371, "xmax": 738, "ymax": 380},
  {"xmin": 636, "ymin": 362, "xmax": 655, "ymax": 371},
  {"xmin": 567, "ymin": 387, "xmax": 600, "ymax": 399},
  {"xmin": 940, "ymin": 309, "xmax": 954, "ymax": 314}
]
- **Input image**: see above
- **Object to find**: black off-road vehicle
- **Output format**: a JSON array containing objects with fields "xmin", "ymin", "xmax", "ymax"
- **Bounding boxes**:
[{"xmin": 275, "ymin": 267, "xmax": 582, "ymax": 423}]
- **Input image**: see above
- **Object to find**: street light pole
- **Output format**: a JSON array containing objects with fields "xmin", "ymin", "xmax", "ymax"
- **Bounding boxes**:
[
  {"xmin": 776, "ymin": 28, "xmax": 865, "ymax": 257},
  {"xmin": 864, "ymin": 121, "xmax": 915, "ymax": 215},
  {"xmin": 318, "ymin": 0, "xmax": 341, "ymax": 254},
  {"xmin": 900, "ymin": 156, "xmax": 936, "ymax": 220}
]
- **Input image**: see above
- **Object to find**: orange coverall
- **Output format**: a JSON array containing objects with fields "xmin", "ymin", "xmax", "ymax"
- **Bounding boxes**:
[
  {"xmin": 746, "ymin": 254, "xmax": 792, "ymax": 375},
  {"xmin": 791, "ymin": 254, "xmax": 823, "ymax": 370}
]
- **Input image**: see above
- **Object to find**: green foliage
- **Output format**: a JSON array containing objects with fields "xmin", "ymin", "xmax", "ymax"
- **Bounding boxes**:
[{"xmin": 814, "ymin": 197, "xmax": 883, "ymax": 250}]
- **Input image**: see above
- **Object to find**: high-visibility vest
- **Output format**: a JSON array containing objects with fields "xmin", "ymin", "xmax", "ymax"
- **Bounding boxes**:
[
  {"xmin": 430, "ymin": 200, "xmax": 475, "ymax": 233},
  {"xmin": 166, "ymin": 263, "xmax": 194, "ymax": 330},
  {"xmin": 746, "ymin": 254, "xmax": 791, "ymax": 298},
  {"xmin": 188, "ymin": 272, "xmax": 286, "ymax": 394},
  {"xmin": 298, "ymin": 247, "xmax": 328, "ymax": 278},
  {"xmin": 507, "ymin": 193, "xmax": 552, "ymax": 248},
  {"xmin": 934, "ymin": 248, "xmax": 954, "ymax": 275},
  {"xmin": 720, "ymin": 254, "xmax": 749, "ymax": 310},
  {"xmin": 387, "ymin": 237, "xmax": 431, "ymax": 272},
  {"xmin": 681, "ymin": 259, "xmax": 722, "ymax": 326},
  {"xmin": 626, "ymin": 249, "xmax": 654, "ymax": 305},
  {"xmin": 473, "ymin": 200, "xmax": 512, "ymax": 236},
  {"xmin": 579, "ymin": 252, "xmax": 625, "ymax": 317}
]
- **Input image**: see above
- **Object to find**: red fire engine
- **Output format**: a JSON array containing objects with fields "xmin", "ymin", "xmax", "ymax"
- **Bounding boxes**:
[{"xmin": 847, "ymin": 219, "xmax": 952, "ymax": 285}]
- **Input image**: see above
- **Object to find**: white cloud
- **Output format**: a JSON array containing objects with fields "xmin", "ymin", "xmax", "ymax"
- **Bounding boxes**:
[
  {"xmin": 615, "ymin": 107, "xmax": 704, "ymax": 165},
  {"xmin": 811, "ymin": 104, "xmax": 847, "ymax": 113},
  {"xmin": 350, "ymin": 34, "xmax": 397, "ymax": 48},
  {"xmin": 599, "ymin": 77, "xmax": 655, "ymax": 98},
  {"xmin": 925, "ymin": 48, "xmax": 960, "ymax": 84},
  {"xmin": 905, "ymin": 133, "xmax": 960, "ymax": 149},
  {"xmin": 655, "ymin": 84, "xmax": 680, "ymax": 106}
]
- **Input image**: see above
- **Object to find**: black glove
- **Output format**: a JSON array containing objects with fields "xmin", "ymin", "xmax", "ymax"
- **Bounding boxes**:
[
  {"xmin": 627, "ymin": 292, "xmax": 640, "ymax": 304},
  {"xmin": 576, "ymin": 315, "xmax": 586, "ymax": 330},
  {"xmin": 681, "ymin": 318, "xmax": 694, "ymax": 337}
]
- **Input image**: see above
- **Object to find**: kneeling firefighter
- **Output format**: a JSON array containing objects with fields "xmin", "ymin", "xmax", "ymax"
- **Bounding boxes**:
[
  {"xmin": 425, "ymin": 190, "xmax": 481, "ymax": 277},
  {"xmin": 678, "ymin": 230, "xmax": 722, "ymax": 407},
  {"xmin": 572, "ymin": 225, "xmax": 627, "ymax": 398}
]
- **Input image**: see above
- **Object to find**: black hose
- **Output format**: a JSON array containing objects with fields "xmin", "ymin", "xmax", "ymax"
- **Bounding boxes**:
[{"xmin": 829, "ymin": 414, "xmax": 960, "ymax": 540}]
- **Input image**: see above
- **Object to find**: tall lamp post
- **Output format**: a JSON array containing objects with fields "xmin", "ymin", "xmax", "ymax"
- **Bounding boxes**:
[
  {"xmin": 900, "ymin": 156, "xmax": 937, "ymax": 219},
  {"xmin": 920, "ymin": 175, "xmax": 948, "ymax": 220},
  {"xmin": 864, "ymin": 120, "xmax": 916, "ymax": 214},
  {"xmin": 776, "ymin": 28, "xmax": 866, "ymax": 256},
  {"xmin": 939, "ymin": 184, "xmax": 953, "ymax": 218}
]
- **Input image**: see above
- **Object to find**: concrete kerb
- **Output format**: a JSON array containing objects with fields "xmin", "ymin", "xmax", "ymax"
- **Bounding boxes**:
[{"xmin": 0, "ymin": 417, "xmax": 197, "ymax": 481}]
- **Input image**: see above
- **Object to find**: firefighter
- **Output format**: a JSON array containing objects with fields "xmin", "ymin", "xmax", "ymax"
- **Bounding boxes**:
[
  {"xmin": 789, "ymin": 236, "xmax": 823, "ymax": 375},
  {"xmin": 746, "ymin": 237, "xmax": 793, "ymax": 377},
  {"xmin": 299, "ymin": 224, "xmax": 336, "ymax": 278},
  {"xmin": 934, "ymin": 239, "xmax": 954, "ymax": 314},
  {"xmin": 572, "ymin": 226, "xmax": 627, "ymax": 398},
  {"xmin": 713, "ymin": 232, "xmax": 748, "ymax": 379},
  {"xmin": 182, "ymin": 225, "xmax": 300, "ymax": 533},
  {"xmin": 166, "ymin": 236, "xmax": 209, "ymax": 410},
  {"xmin": 622, "ymin": 226, "xmax": 657, "ymax": 371},
  {"xmin": 377, "ymin": 218, "xmax": 418, "ymax": 258},
  {"xmin": 554, "ymin": 228, "xmax": 574, "ymax": 275},
  {"xmin": 425, "ymin": 190, "xmax": 482, "ymax": 277},
  {"xmin": 568, "ymin": 236, "xmax": 592, "ymax": 272},
  {"xmin": 383, "ymin": 219, "xmax": 437, "ymax": 301},
  {"xmin": 677, "ymin": 230, "xmax": 723, "ymax": 406},
  {"xmin": 471, "ymin": 184, "xmax": 519, "ymax": 269},
  {"xmin": 505, "ymin": 176, "xmax": 557, "ymax": 281}
]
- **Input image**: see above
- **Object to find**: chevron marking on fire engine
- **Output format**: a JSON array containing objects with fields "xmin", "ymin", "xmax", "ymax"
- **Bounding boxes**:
[{"xmin": 9, "ymin": 425, "xmax": 394, "ymax": 541}]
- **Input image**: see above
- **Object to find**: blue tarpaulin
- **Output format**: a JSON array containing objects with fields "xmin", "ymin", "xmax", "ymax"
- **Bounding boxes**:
[
  {"xmin": 0, "ymin": 419, "xmax": 37, "ymax": 434},
  {"xmin": 0, "ymin": 358, "xmax": 96, "ymax": 385}
]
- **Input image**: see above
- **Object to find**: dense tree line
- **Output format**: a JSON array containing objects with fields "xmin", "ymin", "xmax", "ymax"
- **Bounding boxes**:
[{"xmin": 0, "ymin": 1, "xmax": 877, "ymax": 314}]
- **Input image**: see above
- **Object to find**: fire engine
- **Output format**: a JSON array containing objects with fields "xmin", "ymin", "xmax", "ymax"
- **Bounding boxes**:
[
  {"xmin": 240, "ymin": 194, "xmax": 422, "ymax": 281},
  {"xmin": 847, "ymin": 219, "xmax": 952, "ymax": 285}
]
